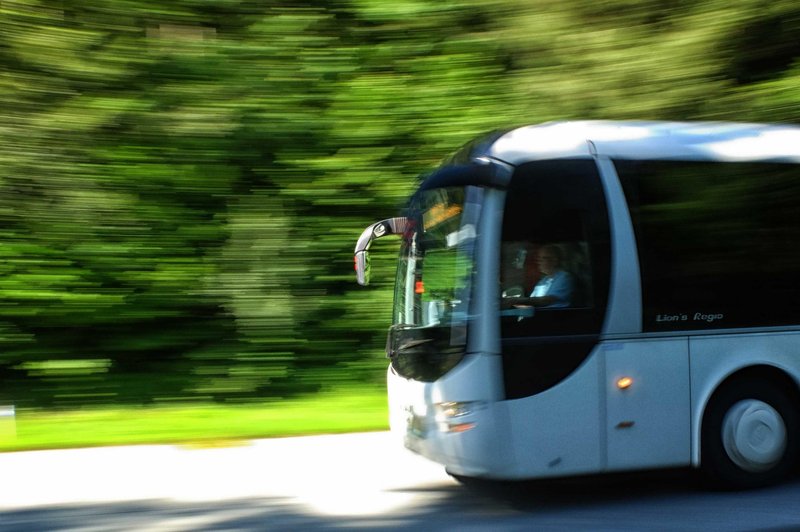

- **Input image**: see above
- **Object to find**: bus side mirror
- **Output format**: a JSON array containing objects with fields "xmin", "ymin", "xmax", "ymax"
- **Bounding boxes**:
[
  {"xmin": 354, "ymin": 250, "xmax": 371, "ymax": 286},
  {"xmin": 354, "ymin": 217, "xmax": 408, "ymax": 286}
]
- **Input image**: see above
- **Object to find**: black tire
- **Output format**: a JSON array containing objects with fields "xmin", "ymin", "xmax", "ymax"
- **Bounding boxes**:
[
  {"xmin": 447, "ymin": 471, "xmax": 481, "ymax": 487},
  {"xmin": 446, "ymin": 470, "xmax": 498, "ymax": 491},
  {"xmin": 701, "ymin": 379, "xmax": 798, "ymax": 489}
]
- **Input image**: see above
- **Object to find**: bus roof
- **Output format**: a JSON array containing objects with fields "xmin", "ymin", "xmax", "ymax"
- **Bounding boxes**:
[{"xmin": 485, "ymin": 121, "xmax": 800, "ymax": 164}]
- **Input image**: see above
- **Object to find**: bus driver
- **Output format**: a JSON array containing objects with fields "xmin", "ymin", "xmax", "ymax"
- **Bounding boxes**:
[{"xmin": 503, "ymin": 244, "xmax": 575, "ymax": 309}]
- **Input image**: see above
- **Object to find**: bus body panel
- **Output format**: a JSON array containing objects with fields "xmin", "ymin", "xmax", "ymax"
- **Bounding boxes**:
[
  {"xmin": 602, "ymin": 338, "xmax": 691, "ymax": 470},
  {"xmin": 487, "ymin": 121, "xmax": 800, "ymax": 165},
  {"xmin": 499, "ymin": 351, "xmax": 604, "ymax": 479},
  {"xmin": 387, "ymin": 353, "xmax": 512, "ymax": 477},
  {"xmin": 688, "ymin": 331, "xmax": 800, "ymax": 466},
  {"xmin": 595, "ymin": 157, "xmax": 641, "ymax": 335},
  {"xmin": 470, "ymin": 187, "xmax": 506, "ymax": 356}
]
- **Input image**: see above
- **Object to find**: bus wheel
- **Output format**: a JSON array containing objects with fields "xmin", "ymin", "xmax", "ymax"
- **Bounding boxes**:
[{"xmin": 701, "ymin": 380, "xmax": 798, "ymax": 489}]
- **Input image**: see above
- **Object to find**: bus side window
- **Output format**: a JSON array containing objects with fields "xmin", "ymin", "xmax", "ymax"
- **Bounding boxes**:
[
  {"xmin": 498, "ymin": 159, "xmax": 611, "ymax": 399},
  {"xmin": 559, "ymin": 241, "xmax": 593, "ymax": 308},
  {"xmin": 616, "ymin": 160, "xmax": 800, "ymax": 331},
  {"xmin": 499, "ymin": 160, "xmax": 610, "ymax": 338}
]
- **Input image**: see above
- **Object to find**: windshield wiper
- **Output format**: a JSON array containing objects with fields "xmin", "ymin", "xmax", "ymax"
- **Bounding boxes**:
[
  {"xmin": 397, "ymin": 338, "xmax": 434, "ymax": 351},
  {"xmin": 386, "ymin": 332, "xmax": 434, "ymax": 358}
]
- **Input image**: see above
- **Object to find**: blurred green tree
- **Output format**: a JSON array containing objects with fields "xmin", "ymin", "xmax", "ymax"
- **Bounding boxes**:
[{"xmin": 0, "ymin": 0, "xmax": 798, "ymax": 407}]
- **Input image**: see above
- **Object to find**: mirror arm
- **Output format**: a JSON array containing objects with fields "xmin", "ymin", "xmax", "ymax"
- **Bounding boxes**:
[{"xmin": 354, "ymin": 217, "xmax": 408, "ymax": 286}]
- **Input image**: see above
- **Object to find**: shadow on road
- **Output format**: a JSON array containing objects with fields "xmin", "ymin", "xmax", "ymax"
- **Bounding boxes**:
[
  {"xmin": 448, "ymin": 467, "xmax": 703, "ymax": 509},
  {"xmin": 5, "ymin": 472, "xmax": 800, "ymax": 531}
]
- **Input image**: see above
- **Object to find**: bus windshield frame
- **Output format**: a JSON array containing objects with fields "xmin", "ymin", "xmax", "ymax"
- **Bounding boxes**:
[{"xmin": 387, "ymin": 185, "xmax": 484, "ymax": 381}]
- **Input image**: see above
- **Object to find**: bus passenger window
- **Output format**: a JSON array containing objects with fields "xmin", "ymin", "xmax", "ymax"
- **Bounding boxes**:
[{"xmin": 616, "ymin": 160, "xmax": 800, "ymax": 331}]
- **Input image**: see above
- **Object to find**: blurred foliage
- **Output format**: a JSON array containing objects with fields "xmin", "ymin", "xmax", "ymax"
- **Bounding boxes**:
[{"xmin": 0, "ymin": 0, "xmax": 799, "ymax": 407}]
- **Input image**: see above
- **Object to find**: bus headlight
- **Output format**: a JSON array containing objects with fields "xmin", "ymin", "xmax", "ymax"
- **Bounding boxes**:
[{"xmin": 434, "ymin": 401, "xmax": 486, "ymax": 433}]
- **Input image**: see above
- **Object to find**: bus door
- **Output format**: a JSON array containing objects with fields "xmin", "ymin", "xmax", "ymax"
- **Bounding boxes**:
[{"xmin": 498, "ymin": 159, "xmax": 612, "ymax": 477}]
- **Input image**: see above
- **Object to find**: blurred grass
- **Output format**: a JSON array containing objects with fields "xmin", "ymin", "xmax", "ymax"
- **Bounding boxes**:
[{"xmin": 0, "ymin": 387, "xmax": 388, "ymax": 452}]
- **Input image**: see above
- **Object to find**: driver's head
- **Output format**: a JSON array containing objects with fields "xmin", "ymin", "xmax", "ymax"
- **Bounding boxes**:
[{"xmin": 536, "ymin": 245, "xmax": 562, "ymax": 276}]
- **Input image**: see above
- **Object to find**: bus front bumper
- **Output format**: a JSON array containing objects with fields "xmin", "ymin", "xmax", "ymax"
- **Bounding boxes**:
[{"xmin": 387, "ymin": 365, "xmax": 513, "ymax": 479}]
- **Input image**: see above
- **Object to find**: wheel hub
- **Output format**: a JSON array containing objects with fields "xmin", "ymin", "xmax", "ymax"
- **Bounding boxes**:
[{"xmin": 722, "ymin": 399, "xmax": 787, "ymax": 473}]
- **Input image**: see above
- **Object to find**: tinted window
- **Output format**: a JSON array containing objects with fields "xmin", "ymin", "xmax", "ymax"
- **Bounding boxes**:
[
  {"xmin": 500, "ymin": 160, "xmax": 611, "ymax": 337},
  {"xmin": 499, "ymin": 159, "xmax": 611, "ymax": 398},
  {"xmin": 616, "ymin": 160, "xmax": 800, "ymax": 331}
]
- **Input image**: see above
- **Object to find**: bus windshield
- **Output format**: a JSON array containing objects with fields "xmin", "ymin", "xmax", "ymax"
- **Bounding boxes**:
[{"xmin": 389, "ymin": 185, "xmax": 483, "ymax": 381}]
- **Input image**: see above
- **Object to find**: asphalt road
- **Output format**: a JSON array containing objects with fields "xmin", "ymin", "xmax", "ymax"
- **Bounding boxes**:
[{"xmin": 2, "ymin": 431, "xmax": 800, "ymax": 531}]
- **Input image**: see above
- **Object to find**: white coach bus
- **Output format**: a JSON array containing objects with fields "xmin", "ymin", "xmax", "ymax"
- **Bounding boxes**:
[{"xmin": 354, "ymin": 121, "xmax": 800, "ymax": 488}]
